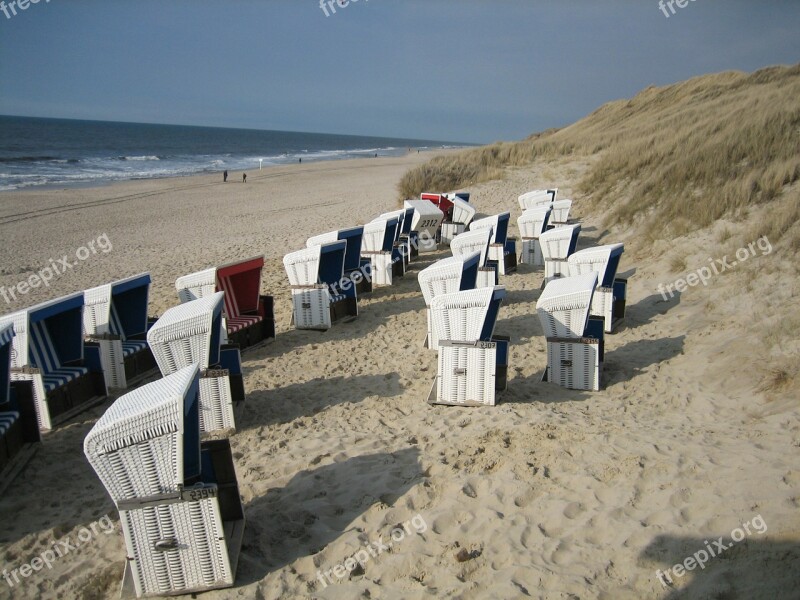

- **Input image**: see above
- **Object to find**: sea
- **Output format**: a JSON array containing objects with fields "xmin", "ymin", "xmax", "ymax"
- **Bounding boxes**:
[{"xmin": 0, "ymin": 115, "xmax": 464, "ymax": 192}]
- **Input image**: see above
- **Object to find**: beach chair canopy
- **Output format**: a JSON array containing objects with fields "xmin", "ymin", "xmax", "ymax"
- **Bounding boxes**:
[
  {"xmin": 217, "ymin": 256, "xmax": 264, "ymax": 317},
  {"xmin": 0, "ymin": 293, "xmax": 87, "ymax": 386},
  {"xmin": 518, "ymin": 188, "xmax": 557, "ymax": 209},
  {"xmin": 451, "ymin": 228, "xmax": 493, "ymax": 267},
  {"xmin": 308, "ymin": 227, "xmax": 364, "ymax": 273},
  {"xmin": 147, "ymin": 292, "xmax": 224, "ymax": 372},
  {"xmin": 421, "ymin": 192, "xmax": 454, "ymax": 217},
  {"xmin": 418, "ymin": 252, "xmax": 481, "ymax": 308},
  {"xmin": 470, "ymin": 212, "xmax": 510, "ymax": 245},
  {"xmin": 84, "ymin": 364, "xmax": 201, "ymax": 504},
  {"xmin": 84, "ymin": 273, "xmax": 151, "ymax": 349},
  {"xmin": 539, "ymin": 224, "xmax": 581, "ymax": 260},
  {"xmin": 430, "ymin": 286, "xmax": 506, "ymax": 344},
  {"xmin": 550, "ymin": 199, "xmax": 573, "ymax": 222},
  {"xmin": 285, "ymin": 241, "xmax": 347, "ymax": 288},
  {"xmin": 374, "ymin": 211, "xmax": 404, "ymax": 243},
  {"xmin": 0, "ymin": 323, "xmax": 14, "ymax": 405},
  {"xmin": 537, "ymin": 272, "xmax": 598, "ymax": 338},
  {"xmin": 567, "ymin": 243, "xmax": 624, "ymax": 288},
  {"xmin": 404, "ymin": 200, "xmax": 444, "ymax": 236},
  {"xmin": 362, "ymin": 218, "xmax": 397, "ymax": 253},
  {"xmin": 445, "ymin": 192, "xmax": 470, "ymax": 203},
  {"xmin": 450, "ymin": 197, "xmax": 476, "ymax": 226},
  {"xmin": 175, "ymin": 268, "xmax": 217, "ymax": 304},
  {"xmin": 517, "ymin": 206, "xmax": 551, "ymax": 238}
]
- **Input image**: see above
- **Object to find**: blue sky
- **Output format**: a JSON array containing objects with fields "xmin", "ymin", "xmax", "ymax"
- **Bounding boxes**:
[{"xmin": 0, "ymin": 1, "xmax": 798, "ymax": 143}]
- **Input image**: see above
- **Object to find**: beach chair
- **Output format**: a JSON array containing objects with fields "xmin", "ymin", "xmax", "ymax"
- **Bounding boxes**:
[
  {"xmin": 441, "ymin": 197, "xmax": 476, "ymax": 245},
  {"xmin": 539, "ymin": 224, "xmax": 581, "ymax": 285},
  {"xmin": 427, "ymin": 287, "xmax": 509, "ymax": 406},
  {"xmin": 518, "ymin": 188, "xmax": 557, "ymax": 210},
  {"xmin": 374, "ymin": 210, "xmax": 412, "ymax": 271},
  {"xmin": 537, "ymin": 272, "xmax": 604, "ymax": 391},
  {"xmin": 404, "ymin": 199, "xmax": 444, "ymax": 253},
  {"xmin": 0, "ymin": 293, "xmax": 107, "ymax": 432},
  {"xmin": 308, "ymin": 226, "xmax": 373, "ymax": 295},
  {"xmin": 175, "ymin": 257, "xmax": 276, "ymax": 351},
  {"xmin": 568, "ymin": 243, "xmax": 627, "ymax": 332},
  {"xmin": 284, "ymin": 241, "xmax": 358, "ymax": 330},
  {"xmin": 418, "ymin": 252, "xmax": 481, "ymax": 350},
  {"xmin": 361, "ymin": 217, "xmax": 403, "ymax": 287},
  {"xmin": 469, "ymin": 212, "xmax": 517, "ymax": 275},
  {"xmin": 550, "ymin": 199, "xmax": 573, "ymax": 226},
  {"xmin": 147, "ymin": 292, "xmax": 244, "ymax": 435},
  {"xmin": 517, "ymin": 206, "xmax": 552, "ymax": 266},
  {"xmin": 421, "ymin": 192, "xmax": 454, "ymax": 223},
  {"xmin": 451, "ymin": 228, "xmax": 497, "ymax": 288},
  {"xmin": 84, "ymin": 364, "xmax": 245, "ymax": 598},
  {"xmin": 0, "ymin": 323, "xmax": 40, "ymax": 494},
  {"xmin": 83, "ymin": 273, "xmax": 157, "ymax": 391}
]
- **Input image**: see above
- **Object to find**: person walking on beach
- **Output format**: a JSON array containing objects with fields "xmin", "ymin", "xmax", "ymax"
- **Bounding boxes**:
[
  {"xmin": 242, "ymin": 173, "xmax": 247, "ymax": 183},
  {"xmin": 223, "ymin": 170, "xmax": 228, "ymax": 182}
]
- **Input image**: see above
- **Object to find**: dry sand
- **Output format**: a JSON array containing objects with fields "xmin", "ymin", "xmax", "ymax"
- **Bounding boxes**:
[{"xmin": 0, "ymin": 151, "xmax": 798, "ymax": 599}]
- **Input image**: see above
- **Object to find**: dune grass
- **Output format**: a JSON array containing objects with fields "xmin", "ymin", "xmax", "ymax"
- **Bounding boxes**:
[{"xmin": 399, "ymin": 64, "xmax": 800, "ymax": 247}]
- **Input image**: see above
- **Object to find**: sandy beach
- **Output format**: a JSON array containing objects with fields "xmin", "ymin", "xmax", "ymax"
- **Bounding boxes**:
[{"xmin": 0, "ymin": 150, "xmax": 798, "ymax": 600}]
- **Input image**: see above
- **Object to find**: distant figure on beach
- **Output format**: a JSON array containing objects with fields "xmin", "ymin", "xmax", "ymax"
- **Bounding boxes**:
[
  {"xmin": 242, "ymin": 173, "xmax": 247, "ymax": 183},
  {"xmin": 299, "ymin": 158, "xmax": 302, "ymax": 163},
  {"xmin": 374, "ymin": 153, "xmax": 377, "ymax": 157},
  {"xmin": 223, "ymin": 170, "xmax": 228, "ymax": 182}
]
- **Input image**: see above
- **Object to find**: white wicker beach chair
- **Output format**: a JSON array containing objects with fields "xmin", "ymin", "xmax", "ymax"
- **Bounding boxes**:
[
  {"xmin": 539, "ymin": 223, "xmax": 582, "ymax": 285},
  {"xmin": 284, "ymin": 240, "xmax": 357, "ymax": 330},
  {"xmin": 84, "ymin": 364, "xmax": 245, "ymax": 598},
  {"xmin": 361, "ymin": 217, "xmax": 402, "ymax": 287},
  {"xmin": 374, "ymin": 210, "xmax": 411, "ymax": 272},
  {"xmin": 537, "ymin": 272, "xmax": 604, "ymax": 391},
  {"xmin": 518, "ymin": 188, "xmax": 557, "ymax": 210},
  {"xmin": 418, "ymin": 252, "xmax": 481, "ymax": 350},
  {"xmin": 441, "ymin": 197, "xmax": 476, "ymax": 245},
  {"xmin": 147, "ymin": 292, "xmax": 243, "ymax": 434},
  {"xmin": 175, "ymin": 257, "xmax": 276, "ymax": 351},
  {"xmin": 568, "ymin": 243, "xmax": 627, "ymax": 332},
  {"xmin": 517, "ymin": 206, "xmax": 552, "ymax": 266},
  {"xmin": 0, "ymin": 293, "xmax": 107, "ymax": 431},
  {"xmin": 404, "ymin": 200, "xmax": 444, "ymax": 253},
  {"xmin": 469, "ymin": 212, "xmax": 518, "ymax": 275},
  {"xmin": 427, "ymin": 287, "xmax": 509, "ymax": 406},
  {"xmin": 84, "ymin": 273, "xmax": 156, "ymax": 390},
  {"xmin": 450, "ymin": 228, "xmax": 497, "ymax": 288},
  {"xmin": 550, "ymin": 199, "xmax": 573, "ymax": 226},
  {"xmin": 308, "ymin": 226, "xmax": 373, "ymax": 295}
]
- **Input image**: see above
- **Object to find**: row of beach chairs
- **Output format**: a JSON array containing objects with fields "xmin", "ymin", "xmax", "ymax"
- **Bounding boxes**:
[{"xmin": 417, "ymin": 187, "xmax": 631, "ymax": 405}]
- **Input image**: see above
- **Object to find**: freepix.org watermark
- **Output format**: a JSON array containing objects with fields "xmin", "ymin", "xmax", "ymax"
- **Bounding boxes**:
[
  {"xmin": 0, "ymin": 0, "xmax": 51, "ymax": 20},
  {"xmin": 0, "ymin": 233, "xmax": 112, "ymax": 305},
  {"xmin": 658, "ymin": 0, "xmax": 698, "ymax": 19},
  {"xmin": 655, "ymin": 514, "xmax": 767, "ymax": 588},
  {"xmin": 319, "ymin": 0, "xmax": 367, "ymax": 17},
  {"xmin": 657, "ymin": 235, "xmax": 771, "ymax": 301},
  {"xmin": 316, "ymin": 513, "xmax": 427, "ymax": 588},
  {"xmin": 3, "ymin": 514, "xmax": 116, "ymax": 588}
]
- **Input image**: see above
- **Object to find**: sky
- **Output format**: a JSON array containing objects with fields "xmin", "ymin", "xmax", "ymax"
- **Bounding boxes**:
[{"xmin": 0, "ymin": 1, "xmax": 798, "ymax": 144}]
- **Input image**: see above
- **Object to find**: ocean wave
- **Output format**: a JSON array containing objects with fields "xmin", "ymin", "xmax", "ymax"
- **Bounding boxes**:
[
  {"xmin": 0, "ymin": 155, "xmax": 62, "ymax": 163},
  {"xmin": 118, "ymin": 155, "xmax": 161, "ymax": 161}
]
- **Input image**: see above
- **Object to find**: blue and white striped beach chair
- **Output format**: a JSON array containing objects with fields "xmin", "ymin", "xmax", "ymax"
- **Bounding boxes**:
[
  {"xmin": 0, "ymin": 323, "xmax": 40, "ymax": 492},
  {"xmin": 537, "ymin": 272, "xmax": 604, "ymax": 391},
  {"xmin": 0, "ymin": 293, "xmax": 107, "ymax": 431},
  {"xmin": 568, "ymin": 243, "xmax": 627, "ymax": 333},
  {"xmin": 418, "ymin": 252, "xmax": 481, "ymax": 350},
  {"xmin": 539, "ymin": 223, "xmax": 582, "ymax": 285},
  {"xmin": 307, "ymin": 226, "xmax": 373, "ymax": 295},
  {"xmin": 147, "ymin": 292, "xmax": 244, "ymax": 435},
  {"xmin": 469, "ymin": 212, "xmax": 518, "ymax": 276},
  {"xmin": 361, "ymin": 217, "xmax": 403, "ymax": 287},
  {"xmin": 518, "ymin": 206, "xmax": 552, "ymax": 267},
  {"xmin": 84, "ymin": 364, "xmax": 245, "ymax": 597},
  {"xmin": 285, "ymin": 240, "xmax": 358, "ymax": 330},
  {"xmin": 427, "ymin": 286, "xmax": 509, "ymax": 406},
  {"xmin": 84, "ymin": 273, "xmax": 157, "ymax": 390},
  {"xmin": 451, "ymin": 228, "xmax": 497, "ymax": 288}
]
